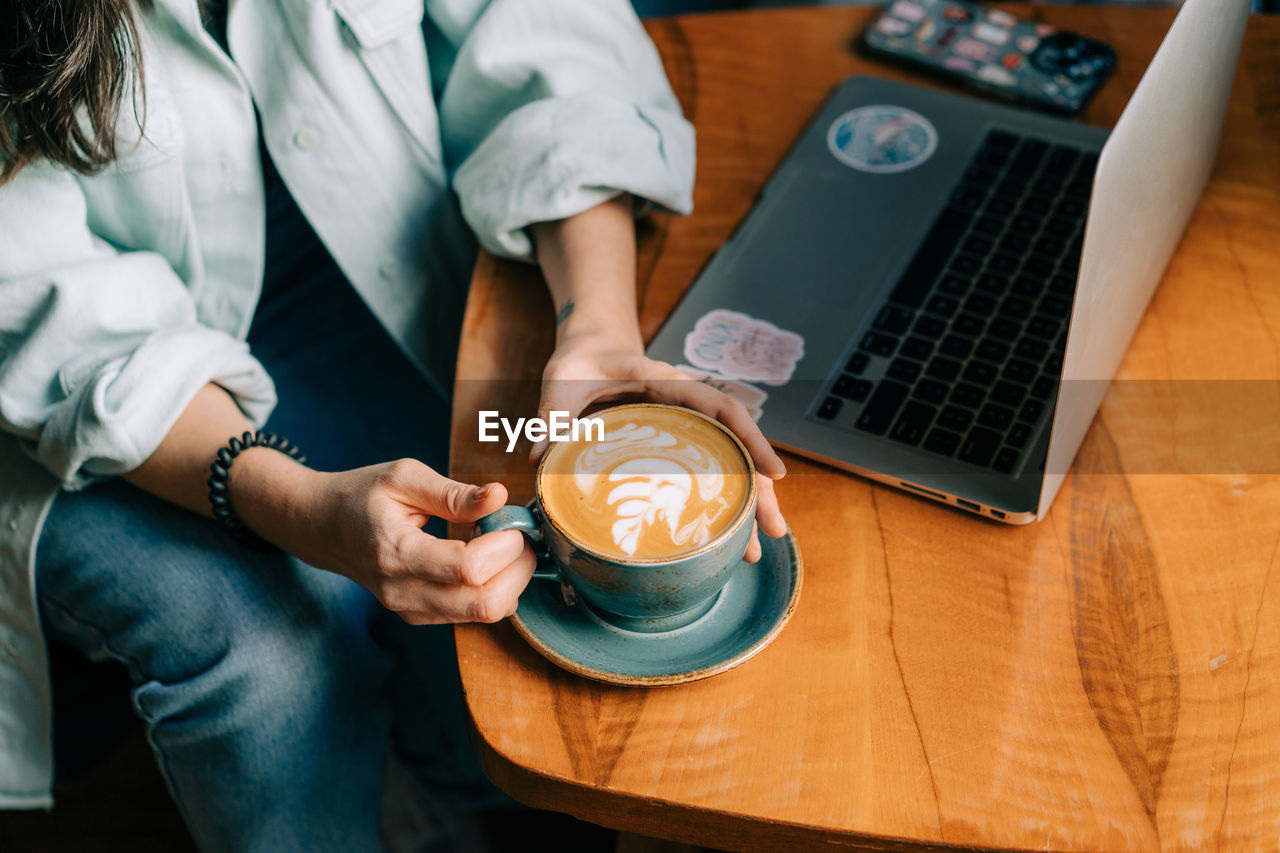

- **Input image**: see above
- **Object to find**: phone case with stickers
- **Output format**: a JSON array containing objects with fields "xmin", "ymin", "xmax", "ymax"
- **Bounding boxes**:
[{"xmin": 859, "ymin": 0, "xmax": 1116, "ymax": 115}]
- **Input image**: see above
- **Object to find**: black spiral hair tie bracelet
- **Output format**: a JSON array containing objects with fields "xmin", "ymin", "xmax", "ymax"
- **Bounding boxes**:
[{"xmin": 207, "ymin": 431, "xmax": 306, "ymax": 549}]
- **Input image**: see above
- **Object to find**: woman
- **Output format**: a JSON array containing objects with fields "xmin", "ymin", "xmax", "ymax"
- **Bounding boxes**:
[{"xmin": 0, "ymin": 0, "xmax": 786, "ymax": 849}]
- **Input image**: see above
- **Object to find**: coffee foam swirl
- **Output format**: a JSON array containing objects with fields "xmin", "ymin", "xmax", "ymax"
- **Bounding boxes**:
[
  {"xmin": 540, "ymin": 407, "xmax": 750, "ymax": 559},
  {"xmin": 576, "ymin": 423, "xmax": 728, "ymax": 556}
]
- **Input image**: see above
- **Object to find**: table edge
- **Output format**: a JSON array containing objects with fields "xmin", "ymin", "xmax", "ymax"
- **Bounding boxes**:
[{"xmin": 467, "ymin": 725, "xmax": 991, "ymax": 853}]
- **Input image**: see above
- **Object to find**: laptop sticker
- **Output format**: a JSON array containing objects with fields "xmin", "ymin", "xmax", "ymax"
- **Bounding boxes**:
[
  {"xmin": 952, "ymin": 37, "xmax": 997, "ymax": 61},
  {"xmin": 683, "ymin": 310, "xmax": 805, "ymax": 386},
  {"xmin": 984, "ymin": 9, "xmax": 1018, "ymax": 28},
  {"xmin": 972, "ymin": 22, "xmax": 1010, "ymax": 45},
  {"xmin": 875, "ymin": 16, "xmax": 913, "ymax": 36},
  {"xmin": 888, "ymin": 1, "xmax": 925, "ymax": 22},
  {"xmin": 675, "ymin": 365, "xmax": 768, "ymax": 421},
  {"xmin": 826, "ymin": 105, "xmax": 938, "ymax": 174},
  {"xmin": 977, "ymin": 65, "xmax": 1017, "ymax": 86}
]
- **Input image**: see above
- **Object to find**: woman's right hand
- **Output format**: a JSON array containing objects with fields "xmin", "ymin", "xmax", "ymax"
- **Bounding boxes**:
[{"xmin": 233, "ymin": 452, "xmax": 535, "ymax": 625}]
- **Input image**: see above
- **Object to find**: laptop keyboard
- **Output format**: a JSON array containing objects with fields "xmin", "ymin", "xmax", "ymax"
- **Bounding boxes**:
[{"xmin": 813, "ymin": 130, "xmax": 1098, "ymax": 475}]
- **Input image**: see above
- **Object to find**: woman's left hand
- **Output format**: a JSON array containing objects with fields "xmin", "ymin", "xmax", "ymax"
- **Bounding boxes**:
[{"xmin": 531, "ymin": 332, "xmax": 788, "ymax": 563}]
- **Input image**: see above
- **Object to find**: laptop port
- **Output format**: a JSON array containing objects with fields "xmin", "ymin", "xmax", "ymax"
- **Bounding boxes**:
[
  {"xmin": 956, "ymin": 498, "xmax": 981, "ymax": 513},
  {"xmin": 989, "ymin": 509, "xmax": 1007, "ymax": 520},
  {"xmin": 899, "ymin": 481, "xmax": 948, "ymax": 502}
]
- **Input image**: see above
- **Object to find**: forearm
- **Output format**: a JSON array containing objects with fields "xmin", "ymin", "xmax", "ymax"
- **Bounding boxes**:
[
  {"xmin": 528, "ymin": 194, "xmax": 643, "ymax": 353},
  {"xmin": 115, "ymin": 384, "xmax": 531, "ymax": 623},
  {"xmin": 122, "ymin": 384, "xmax": 317, "ymax": 543}
]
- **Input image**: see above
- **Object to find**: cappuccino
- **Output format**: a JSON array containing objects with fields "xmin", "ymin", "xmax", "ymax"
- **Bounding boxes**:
[{"xmin": 538, "ymin": 405, "xmax": 753, "ymax": 560}]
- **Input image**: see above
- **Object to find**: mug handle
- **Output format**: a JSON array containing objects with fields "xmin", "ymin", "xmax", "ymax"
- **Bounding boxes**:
[{"xmin": 472, "ymin": 506, "xmax": 576, "ymax": 603}]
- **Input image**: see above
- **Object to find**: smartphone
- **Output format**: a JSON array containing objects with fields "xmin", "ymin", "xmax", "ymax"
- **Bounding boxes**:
[{"xmin": 859, "ymin": 0, "xmax": 1116, "ymax": 115}]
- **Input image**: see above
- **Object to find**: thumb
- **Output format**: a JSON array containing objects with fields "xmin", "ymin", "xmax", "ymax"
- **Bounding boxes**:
[{"xmin": 406, "ymin": 472, "xmax": 509, "ymax": 524}]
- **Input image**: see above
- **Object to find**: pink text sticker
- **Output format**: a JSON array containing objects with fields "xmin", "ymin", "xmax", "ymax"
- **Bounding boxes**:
[{"xmin": 683, "ymin": 310, "xmax": 805, "ymax": 386}]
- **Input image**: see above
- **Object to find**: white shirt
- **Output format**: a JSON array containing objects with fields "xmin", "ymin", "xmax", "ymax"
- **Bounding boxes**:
[{"xmin": 0, "ymin": 0, "xmax": 693, "ymax": 806}]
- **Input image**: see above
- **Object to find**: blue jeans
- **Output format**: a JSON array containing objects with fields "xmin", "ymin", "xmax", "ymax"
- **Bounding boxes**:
[{"xmin": 35, "ymin": 229, "xmax": 501, "ymax": 850}]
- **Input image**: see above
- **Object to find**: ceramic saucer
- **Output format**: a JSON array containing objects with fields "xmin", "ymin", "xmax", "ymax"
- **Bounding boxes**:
[{"xmin": 509, "ymin": 530, "xmax": 802, "ymax": 686}]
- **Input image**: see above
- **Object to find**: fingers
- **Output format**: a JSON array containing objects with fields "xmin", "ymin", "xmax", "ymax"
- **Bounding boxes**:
[
  {"xmin": 744, "ymin": 521, "xmax": 762, "ymax": 563},
  {"xmin": 754, "ymin": 475, "xmax": 787, "ymax": 539},
  {"xmin": 357, "ymin": 459, "xmax": 541, "ymax": 625},
  {"xmin": 641, "ymin": 366, "xmax": 787, "ymax": 479},
  {"xmin": 384, "ymin": 527, "xmax": 535, "ymax": 622},
  {"xmin": 384, "ymin": 459, "xmax": 508, "ymax": 523},
  {"xmin": 396, "ymin": 543, "xmax": 538, "ymax": 625},
  {"xmin": 392, "ymin": 526, "xmax": 528, "ymax": 586}
]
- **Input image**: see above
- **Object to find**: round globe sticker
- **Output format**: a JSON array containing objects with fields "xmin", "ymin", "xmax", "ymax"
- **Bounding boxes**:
[{"xmin": 827, "ymin": 105, "xmax": 938, "ymax": 174}]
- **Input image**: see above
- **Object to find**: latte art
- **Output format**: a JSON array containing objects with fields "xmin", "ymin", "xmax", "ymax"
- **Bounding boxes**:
[
  {"xmin": 539, "ymin": 406, "xmax": 752, "ymax": 560},
  {"xmin": 579, "ymin": 423, "xmax": 730, "ymax": 556}
]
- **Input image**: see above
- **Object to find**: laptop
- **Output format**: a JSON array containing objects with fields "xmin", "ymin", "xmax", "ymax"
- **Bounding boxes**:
[{"xmin": 646, "ymin": 0, "xmax": 1250, "ymax": 523}]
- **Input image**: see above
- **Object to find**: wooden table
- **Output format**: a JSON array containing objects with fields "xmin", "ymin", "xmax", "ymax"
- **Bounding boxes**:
[{"xmin": 449, "ymin": 6, "xmax": 1280, "ymax": 850}]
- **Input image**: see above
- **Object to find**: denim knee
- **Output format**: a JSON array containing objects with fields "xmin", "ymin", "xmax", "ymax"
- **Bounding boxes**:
[
  {"xmin": 37, "ymin": 480, "xmax": 381, "ymax": 685},
  {"xmin": 132, "ymin": 565, "xmax": 392, "ymax": 791},
  {"xmin": 129, "ymin": 562, "xmax": 388, "ymax": 721},
  {"xmin": 36, "ymin": 480, "xmax": 393, "ymax": 791}
]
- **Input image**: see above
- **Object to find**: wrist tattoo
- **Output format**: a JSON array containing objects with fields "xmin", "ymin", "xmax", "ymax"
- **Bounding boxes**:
[{"xmin": 555, "ymin": 300, "xmax": 575, "ymax": 327}]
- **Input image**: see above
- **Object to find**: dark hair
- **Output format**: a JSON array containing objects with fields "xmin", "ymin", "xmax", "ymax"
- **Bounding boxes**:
[{"xmin": 0, "ymin": 1, "xmax": 150, "ymax": 184}]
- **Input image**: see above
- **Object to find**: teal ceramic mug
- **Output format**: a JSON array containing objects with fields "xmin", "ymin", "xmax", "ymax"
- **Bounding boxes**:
[{"xmin": 473, "ymin": 404, "xmax": 758, "ymax": 633}]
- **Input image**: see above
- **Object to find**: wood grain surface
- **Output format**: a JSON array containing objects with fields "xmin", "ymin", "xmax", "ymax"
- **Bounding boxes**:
[{"xmin": 450, "ymin": 6, "xmax": 1280, "ymax": 850}]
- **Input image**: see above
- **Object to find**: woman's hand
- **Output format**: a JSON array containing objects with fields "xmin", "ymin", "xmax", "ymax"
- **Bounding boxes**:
[
  {"xmin": 531, "ymin": 331, "xmax": 788, "ymax": 563},
  {"xmin": 233, "ymin": 451, "xmax": 535, "ymax": 625},
  {"xmin": 527, "ymin": 196, "xmax": 787, "ymax": 563}
]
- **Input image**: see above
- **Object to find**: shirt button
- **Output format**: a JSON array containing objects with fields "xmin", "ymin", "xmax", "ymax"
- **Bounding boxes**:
[
  {"xmin": 378, "ymin": 259, "xmax": 400, "ymax": 280},
  {"xmin": 6, "ymin": 520, "xmax": 15, "ymax": 531},
  {"xmin": 293, "ymin": 127, "xmax": 319, "ymax": 151}
]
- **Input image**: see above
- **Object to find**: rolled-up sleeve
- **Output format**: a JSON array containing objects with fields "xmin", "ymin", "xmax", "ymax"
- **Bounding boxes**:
[
  {"xmin": 432, "ymin": 0, "xmax": 695, "ymax": 260},
  {"xmin": 0, "ymin": 162, "xmax": 276, "ymax": 489}
]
